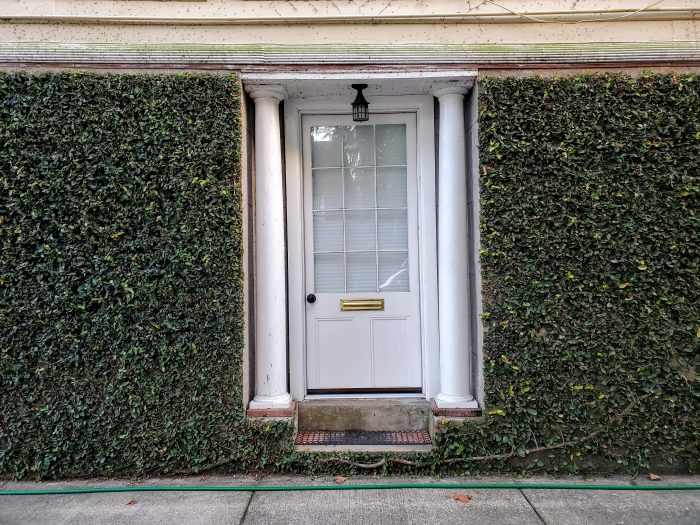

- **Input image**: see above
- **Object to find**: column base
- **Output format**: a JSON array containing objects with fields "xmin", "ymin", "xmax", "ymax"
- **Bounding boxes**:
[
  {"xmin": 249, "ymin": 392, "xmax": 293, "ymax": 410},
  {"xmin": 247, "ymin": 394, "xmax": 295, "ymax": 418},
  {"xmin": 434, "ymin": 392, "xmax": 479, "ymax": 409}
]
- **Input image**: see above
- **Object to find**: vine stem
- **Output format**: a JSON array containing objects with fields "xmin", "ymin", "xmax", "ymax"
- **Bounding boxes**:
[
  {"xmin": 321, "ymin": 395, "xmax": 643, "ymax": 470},
  {"xmin": 318, "ymin": 458, "xmax": 388, "ymax": 469}
]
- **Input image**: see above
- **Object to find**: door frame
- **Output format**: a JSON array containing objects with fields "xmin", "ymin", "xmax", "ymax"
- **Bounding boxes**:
[
  {"xmin": 284, "ymin": 94, "xmax": 439, "ymax": 400},
  {"xmin": 302, "ymin": 112, "xmax": 422, "ymax": 393}
]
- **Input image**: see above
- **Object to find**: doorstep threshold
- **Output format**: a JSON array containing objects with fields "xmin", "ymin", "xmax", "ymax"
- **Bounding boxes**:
[{"xmin": 294, "ymin": 429, "xmax": 432, "ymax": 453}]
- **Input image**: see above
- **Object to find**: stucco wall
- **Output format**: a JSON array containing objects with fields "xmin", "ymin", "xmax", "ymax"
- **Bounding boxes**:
[{"xmin": 1, "ymin": 1, "xmax": 698, "ymax": 47}]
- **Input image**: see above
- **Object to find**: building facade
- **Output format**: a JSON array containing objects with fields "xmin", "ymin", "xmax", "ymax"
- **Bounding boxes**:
[{"xmin": 1, "ymin": 1, "xmax": 698, "ymax": 475}]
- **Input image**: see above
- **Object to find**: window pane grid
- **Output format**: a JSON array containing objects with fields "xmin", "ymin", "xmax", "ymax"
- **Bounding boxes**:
[
  {"xmin": 312, "ymin": 164, "xmax": 406, "ymax": 170},
  {"xmin": 312, "ymin": 124, "xmax": 408, "ymax": 293},
  {"xmin": 312, "ymin": 206, "xmax": 407, "ymax": 213},
  {"xmin": 315, "ymin": 249, "xmax": 411, "ymax": 254}
]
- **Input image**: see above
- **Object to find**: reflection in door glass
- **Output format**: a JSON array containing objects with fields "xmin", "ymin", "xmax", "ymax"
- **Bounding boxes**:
[
  {"xmin": 344, "ymin": 167, "xmax": 375, "ymax": 209},
  {"xmin": 376, "ymin": 124, "xmax": 407, "ymax": 166},
  {"xmin": 378, "ymin": 252, "xmax": 409, "ymax": 292},
  {"xmin": 311, "ymin": 127, "xmax": 342, "ymax": 168},
  {"xmin": 344, "ymin": 126, "xmax": 375, "ymax": 167},
  {"xmin": 311, "ymin": 124, "xmax": 409, "ymax": 293}
]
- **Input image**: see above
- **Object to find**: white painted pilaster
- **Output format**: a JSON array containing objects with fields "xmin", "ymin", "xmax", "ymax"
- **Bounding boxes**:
[
  {"xmin": 432, "ymin": 83, "xmax": 478, "ymax": 409},
  {"xmin": 247, "ymin": 85, "xmax": 292, "ymax": 409}
]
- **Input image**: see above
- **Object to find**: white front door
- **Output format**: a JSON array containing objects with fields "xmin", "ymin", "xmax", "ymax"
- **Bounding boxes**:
[{"xmin": 303, "ymin": 113, "xmax": 422, "ymax": 393}]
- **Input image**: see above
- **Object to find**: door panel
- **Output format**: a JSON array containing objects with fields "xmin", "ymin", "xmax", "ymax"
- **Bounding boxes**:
[
  {"xmin": 371, "ymin": 317, "xmax": 415, "ymax": 388},
  {"xmin": 303, "ymin": 113, "xmax": 421, "ymax": 392},
  {"xmin": 315, "ymin": 318, "xmax": 370, "ymax": 389}
]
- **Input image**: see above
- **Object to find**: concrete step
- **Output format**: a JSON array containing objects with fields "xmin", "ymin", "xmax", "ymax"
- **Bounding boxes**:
[{"xmin": 297, "ymin": 399, "xmax": 430, "ymax": 432}]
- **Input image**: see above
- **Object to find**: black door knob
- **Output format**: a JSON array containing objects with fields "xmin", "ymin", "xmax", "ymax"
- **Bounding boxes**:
[{"xmin": 306, "ymin": 294, "xmax": 316, "ymax": 304}]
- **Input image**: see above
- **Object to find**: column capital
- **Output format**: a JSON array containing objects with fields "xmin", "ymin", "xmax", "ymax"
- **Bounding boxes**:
[
  {"xmin": 246, "ymin": 84, "xmax": 287, "ymax": 102},
  {"xmin": 430, "ymin": 81, "xmax": 472, "ymax": 98}
]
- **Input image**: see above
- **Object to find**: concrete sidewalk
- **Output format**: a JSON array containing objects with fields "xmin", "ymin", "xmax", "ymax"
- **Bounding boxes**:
[{"xmin": 1, "ymin": 474, "xmax": 698, "ymax": 525}]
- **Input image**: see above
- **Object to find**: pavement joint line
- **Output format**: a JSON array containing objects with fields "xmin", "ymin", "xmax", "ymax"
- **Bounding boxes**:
[
  {"xmin": 239, "ymin": 489, "xmax": 255, "ymax": 524},
  {"xmin": 519, "ymin": 488, "xmax": 548, "ymax": 525}
]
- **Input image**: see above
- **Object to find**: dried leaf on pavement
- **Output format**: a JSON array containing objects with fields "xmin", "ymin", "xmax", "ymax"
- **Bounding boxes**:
[
  {"xmin": 649, "ymin": 473, "xmax": 662, "ymax": 481},
  {"xmin": 452, "ymin": 494, "xmax": 472, "ymax": 504},
  {"xmin": 335, "ymin": 476, "xmax": 348, "ymax": 484},
  {"xmin": 126, "ymin": 499, "xmax": 137, "ymax": 505}
]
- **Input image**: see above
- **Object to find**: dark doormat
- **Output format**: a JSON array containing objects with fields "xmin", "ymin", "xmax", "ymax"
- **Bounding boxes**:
[{"xmin": 295, "ymin": 430, "xmax": 431, "ymax": 446}]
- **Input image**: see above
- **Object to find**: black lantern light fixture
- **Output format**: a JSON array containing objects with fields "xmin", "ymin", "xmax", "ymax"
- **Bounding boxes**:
[{"xmin": 351, "ymin": 84, "xmax": 369, "ymax": 122}]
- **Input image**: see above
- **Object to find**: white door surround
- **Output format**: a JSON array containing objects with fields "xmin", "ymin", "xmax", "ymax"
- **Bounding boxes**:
[{"xmin": 244, "ymin": 70, "xmax": 481, "ymax": 410}]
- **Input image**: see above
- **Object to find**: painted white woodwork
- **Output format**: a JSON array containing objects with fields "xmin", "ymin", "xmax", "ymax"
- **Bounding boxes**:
[
  {"xmin": 466, "ymin": 84, "xmax": 486, "ymax": 409},
  {"xmin": 247, "ymin": 84, "xmax": 292, "ymax": 409},
  {"xmin": 371, "ymin": 317, "xmax": 412, "ymax": 387},
  {"xmin": 302, "ymin": 114, "xmax": 421, "ymax": 391},
  {"xmin": 247, "ymin": 73, "xmax": 482, "ymax": 406},
  {"xmin": 432, "ymin": 84, "xmax": 479, "ymax": 409},
  {"xmin": 280, "ymin": 88, "xmax": 450, "ymax": 402}
]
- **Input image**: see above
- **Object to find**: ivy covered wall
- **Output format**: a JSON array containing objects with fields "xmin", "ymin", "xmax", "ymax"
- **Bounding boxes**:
[
  {"xmin": 456, "ymin": 73, "xmax": 699, "ymax": 474},
  {"xmin": 0, "ymin": 71, "xmax": 697, "ymax": 479},
  {"xmin": 0, "ymin": 72, "xmax": 285, "ymax": 479}
]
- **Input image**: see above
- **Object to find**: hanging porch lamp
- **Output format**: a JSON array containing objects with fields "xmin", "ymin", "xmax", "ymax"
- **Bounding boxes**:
[{"xmin": 351, "ymin": 84, "xmax": 369, "ymax": 122}]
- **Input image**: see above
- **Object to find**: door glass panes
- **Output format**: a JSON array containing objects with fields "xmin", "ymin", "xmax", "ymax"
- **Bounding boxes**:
[
  {"xmin": 311, "ymin": 127, "xmax": 342, "ymax": 168},
  {"xmin": 344, "ymin": 167, "xmax": 375, "ymax": 209},
  {"xmin": 345, "ymin": 210, "xmax": 376, "ymax": 251},
  {"xmin": 344, "ymin": 126, "xmax": 374, "ymax": 167},
  {"xmin": 378, "ymin": 252, "xmax": 409, "ymax": 291},
  {"xmin": 313, "ymin": 211, "xmax": 344, "ymax": 252},
  {"xmin": 312, "ymin": 168, "xmax": 343, "ymax": 210},
  {"xmin": 315, "ymin": 253, "xmax": 345, "ymax": 292},
  {"xmin": 311, "ymin": 123, "xmax": 409, "ymax": 293},
  {"xmin": 377, "ymin": 209, "xmax": 408, "ymax": 250},
  {"xmin": 377, "ymin": 167, "xmax": 407, "ymax": 208},
  {"xmin": 346, "ymin": 252, "xmax": 377, "ymax": 292},
  {"xmin": 376, "ymin": 125, "xmax": 407, "ymax": 166}
]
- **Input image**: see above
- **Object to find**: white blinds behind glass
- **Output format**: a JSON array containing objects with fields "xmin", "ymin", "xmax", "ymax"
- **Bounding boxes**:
[{"xmin": 311, "ymin": 124, "xmax": 409, "ymax": 293}]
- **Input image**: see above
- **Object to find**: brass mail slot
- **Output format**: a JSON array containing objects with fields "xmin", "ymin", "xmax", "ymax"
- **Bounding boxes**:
[{"xmin": 340, "ymin": 298, "xmax": 385, "ymax": 311}]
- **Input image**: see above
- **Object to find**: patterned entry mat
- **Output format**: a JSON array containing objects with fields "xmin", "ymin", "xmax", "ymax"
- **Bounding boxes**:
[{"xmin": 295, "ymin": 430, "xmax": 431, "ymax": 446}]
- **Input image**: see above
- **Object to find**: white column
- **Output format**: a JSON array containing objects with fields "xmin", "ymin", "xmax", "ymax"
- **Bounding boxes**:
[
  {"xmin": 432, "ymin": 85, "xmax": 478, "ymax": 409},
  {"xmin": 248, "ymin": 85, "xmax": 292, "ymax": 409}
]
